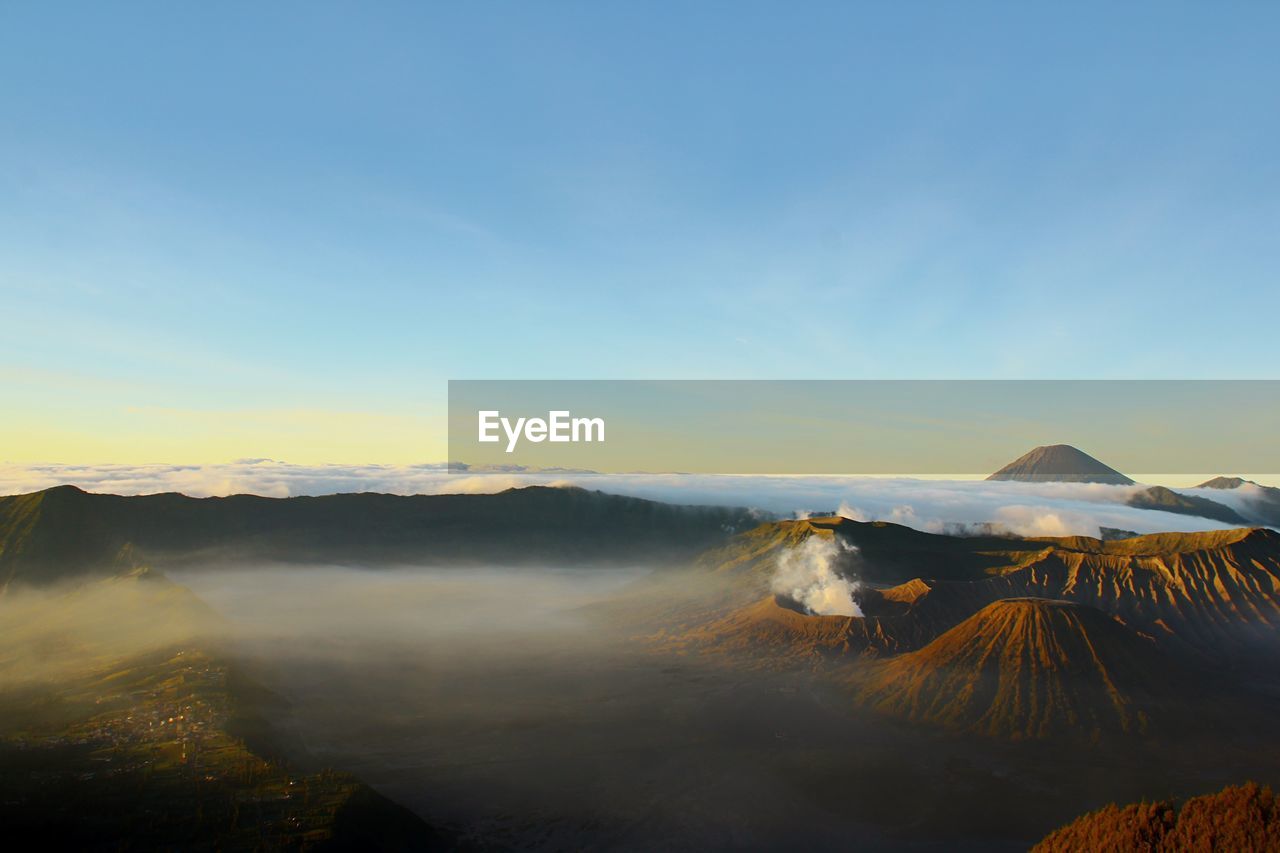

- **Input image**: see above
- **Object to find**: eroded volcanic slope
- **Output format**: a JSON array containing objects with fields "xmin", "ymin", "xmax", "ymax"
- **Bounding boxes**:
[
  {"xmin": 676, "ymin": 517, "xmax": 1280, "ymax": 663},
  {"xmin": 665, "ymin": 516, "xmax": 1280, "ymax": 741},
  {"xmin": 850, "ymin": 598, "xmax": 1187, "ymax": 740}
]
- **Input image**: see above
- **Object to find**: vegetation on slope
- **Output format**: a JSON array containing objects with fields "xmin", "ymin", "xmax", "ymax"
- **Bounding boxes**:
[
  {"xmin": 0, "ymin": 484, "xmax": 761, "ymax": 587},
  {"xmin": 0, "ymin": 646, "xmax": 448, "ymax": 851},
  {"xmin": 1033, "ymin": 782, "xmax": 1280, "ymax": 852},
  {"xmin": 0, "ymin": 569, "xmax": 451, "ymax": 850}
]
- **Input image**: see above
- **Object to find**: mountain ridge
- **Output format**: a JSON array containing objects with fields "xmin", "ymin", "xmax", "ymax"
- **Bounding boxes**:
[
  {"xmin": 984, "ymin": 445, "xmax": 1247, "ymax": 523},
  {"xmin": 1191, "ymin": 476, "xmax": 1280, "ymax": 527},
  {"xmin": 0, "ymin": 484, "xmax": 761, "ymax": 588},
  {"xmin": 1125, "ymin": 484, "xmax": 1248, "ymax": 525},
  {"xmin": 673, "ymin": 518, "xmax": 1280, "ymax": 663}
]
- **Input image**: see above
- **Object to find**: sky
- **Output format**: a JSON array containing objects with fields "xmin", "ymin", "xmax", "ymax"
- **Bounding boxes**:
[{"xmin": 2, "ymin": 3, "xmax": 1278, "ymax": 465}]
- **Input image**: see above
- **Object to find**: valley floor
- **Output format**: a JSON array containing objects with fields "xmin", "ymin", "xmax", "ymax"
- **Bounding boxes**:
[
  {"xmin": 0, "ymin": 646, "xmax": 448, "ymax": 851},
  {"xmin": 229, "ymin": 616, "xmax": 1280, "ymax": 851}
]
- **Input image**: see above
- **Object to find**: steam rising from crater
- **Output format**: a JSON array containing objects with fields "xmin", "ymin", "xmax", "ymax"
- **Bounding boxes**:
[{"xmin": 771, "ymin": 535, "xmax": 863, "ymax": 617}]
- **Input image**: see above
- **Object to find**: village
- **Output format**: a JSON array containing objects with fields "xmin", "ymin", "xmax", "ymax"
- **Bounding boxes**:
[{"xmin": 0, "ymin": 645, "xmax": 392, "ymax": 849}]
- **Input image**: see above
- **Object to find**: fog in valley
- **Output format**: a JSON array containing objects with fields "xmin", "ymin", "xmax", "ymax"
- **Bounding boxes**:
[
  {"xmin": 4, "ymin": 558, "xmax": 1265, "ymax": 851},
  {"xmin": 0, "ymin": 572, "xmax": 221, "ymax": 689},
  {"xmin": 162, "ymin": 562, "xmax": 1197, "ymax": 851},
  {"xmin": 173, "ymin": 562, "xmax": 916, "ymax": 851}
]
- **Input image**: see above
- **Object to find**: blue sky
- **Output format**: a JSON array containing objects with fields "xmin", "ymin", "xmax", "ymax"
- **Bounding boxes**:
[{"xmin": 2, "ymin": 2, "xmax": 1278, "ymax": 462}]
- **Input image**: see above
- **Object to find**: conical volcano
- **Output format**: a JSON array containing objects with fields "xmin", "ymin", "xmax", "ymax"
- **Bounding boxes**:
[
  {"xmin": 852, "ymin": 598, "xmax": 1189, "ymax": 740},
  {"xmin": 987, "ymin": 444, "xmax": 1134, "ymax": 484}
]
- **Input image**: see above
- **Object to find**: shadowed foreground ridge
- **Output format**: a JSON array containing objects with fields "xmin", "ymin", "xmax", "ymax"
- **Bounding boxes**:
[
  {"xmin": 852, "ymin": 598, "xmax": 1188, "ymax": 740},
  {"xmin": 1033, "ymin": 782, "xmax": 1280, "ymax": 852},
  {"xmin": 0, "ymin": 484, "xmax": 761, "ymax": 587}
]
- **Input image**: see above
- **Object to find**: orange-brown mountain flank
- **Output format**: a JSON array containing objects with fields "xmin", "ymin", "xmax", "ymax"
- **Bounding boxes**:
[
  {"xmin": 653, "ymin": 517, "xmax": 1052, "ymax": 661},
  {"xmin": 849, "ymin": 599, "xmax": 1190, "ymax": 740},
  {"xmin": 1032, "ymin": 782, "xmax": 1280, "ymax": 852},
  {"xmin": 669, "ymin": 593, "xmax": 937, "ymax": 663},
  {"xmin": 947, "ymin": 527, "xmax": 1280, "ymax": 655},
  {"xmin": 680, "ymin": 519, "xmax": 1280, "ymax": 664}
]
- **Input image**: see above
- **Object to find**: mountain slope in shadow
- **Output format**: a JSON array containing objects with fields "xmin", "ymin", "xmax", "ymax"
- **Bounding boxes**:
[
  {"xmin": 0, "ymin": 485, "xmax": 761, "ymax": 587},
  {"xmin": 1125, "ymin": 484, "xmax": 1248, "ymax": 525},
  {"xmin": 987, "ymin": 444, "xmax": 1135, "ymax": 484},
  {"xmin": 1195, "ymin": 475, "xmax": 1280, "ymax": 527}
]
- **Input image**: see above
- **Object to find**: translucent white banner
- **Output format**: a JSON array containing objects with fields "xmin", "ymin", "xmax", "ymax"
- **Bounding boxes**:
[{"xmin": 448, "ymin": 380, "xmax": 1280, "ymax": 476}]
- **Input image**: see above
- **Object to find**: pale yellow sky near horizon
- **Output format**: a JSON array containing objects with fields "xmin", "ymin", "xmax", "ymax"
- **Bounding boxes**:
[
  {"xmin": 4, "ymin": 411, "xmax": 1275, "ymax": 488},
  {"xmin": 2, "ymin": 407, "xmax": 451, "ymax": 466},
  {"xmin": 6, "ymin": 426, "xmax": 1275, "ymax": 489},
  {"xmin": 8, "ymin": 378, "xmax": 1277, "ymax": 482},
  {"xmin": 6, "ymin": 380, "xmax": 1277, "ymax": 490}
]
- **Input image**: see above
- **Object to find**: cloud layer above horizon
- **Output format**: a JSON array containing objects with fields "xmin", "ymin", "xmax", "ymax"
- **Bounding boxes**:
[{"xmin": 3, "ymin": 460, "xmax": 1268, "ymax": 540}]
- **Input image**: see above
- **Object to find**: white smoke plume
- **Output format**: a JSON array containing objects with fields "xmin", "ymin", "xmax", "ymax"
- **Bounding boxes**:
[
  {"xmin": 836, "ymin": 500, "xmax": 867, "ymax": 521},
  {"xmin": 771, "ymin": 535, "xmax": 863, "ymax": 617}
]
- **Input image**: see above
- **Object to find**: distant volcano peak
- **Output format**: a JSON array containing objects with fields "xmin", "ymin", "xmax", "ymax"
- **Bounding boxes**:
[
  {"xmin": 987, "ymin": 444, "xmax": 1134, "ymax": 485},
  {"xmin": 1196, "ymin": 475, "xmax": 1251, "ymax": 489}
]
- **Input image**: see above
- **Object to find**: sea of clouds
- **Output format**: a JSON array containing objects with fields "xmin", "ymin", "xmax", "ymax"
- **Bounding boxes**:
[{"xmin": 0, "ymin": 460, "xmax": 1261, "ymax": 539}]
